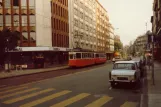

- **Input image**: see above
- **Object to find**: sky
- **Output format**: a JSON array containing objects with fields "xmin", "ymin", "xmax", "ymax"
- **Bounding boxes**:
[{"xmin": 99, "ymin": 0, "xmax": 153, "ymax": 45}]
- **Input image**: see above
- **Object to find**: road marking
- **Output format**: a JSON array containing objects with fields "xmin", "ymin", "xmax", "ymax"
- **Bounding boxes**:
[
  {"xmin": 121, "ymin": 102, "xmax": 138, "ymax": 107},
  {"xmin": 20, "ymin": 90, "xmax": 71, "ymax": 107},
  {"xmin": 0, "ymin": 86, "xmax": 28, "ymax": 95},
  {"xmin": 51, "ymin": 93, "xmax": 90, "ymax": 107},
  {"xmin": 0, "ymin": 88, "xmax": 39, "ymax": 99},
  {"xmin": 85, "ymin": 96, "xmax": 113, "ymax": 107},
  {"xmin": 3, "ymin": 88, "xmax": 55, "ymax": 104},
  {"xmin": 0, "ymin": 83, "xmax": 33, "ymax": 92}
]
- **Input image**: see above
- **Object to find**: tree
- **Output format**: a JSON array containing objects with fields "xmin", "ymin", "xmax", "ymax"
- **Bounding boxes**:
[
  {"xmin": 114, "ymin": 42, "xmax": 122, "ymax": 51},
  {"xmin": 0, "ymin": 28, "xmax": 19, "ymax": 66}
]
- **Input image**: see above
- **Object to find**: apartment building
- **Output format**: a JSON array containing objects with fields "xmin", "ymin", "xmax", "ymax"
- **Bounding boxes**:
[
  {"xmin": 51, "ymin": 0, "xmax": 69, "ymax": 48},
  {"xmin": 134, "ymin": 35, "xmax": 148, "ymax": 55},
  {"xmin": 109, "ymin": 24, "xmax": 114, "ymax": 53},
  {"xmin": 68, "ymin": 0, "xmax": 97, "ymax": 51},
  {"xmin": 151, "ymin": 0, "xmax": 161, "ymax": 60},
  {"xmin": 96, "ymin": 0, "xmax": 110, "ymax": 53}
]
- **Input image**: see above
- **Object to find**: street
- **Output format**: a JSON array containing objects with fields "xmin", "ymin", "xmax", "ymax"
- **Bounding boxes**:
[{"xmin": 0, "ymin": 63, "xmax": 141, "ymax": 107}]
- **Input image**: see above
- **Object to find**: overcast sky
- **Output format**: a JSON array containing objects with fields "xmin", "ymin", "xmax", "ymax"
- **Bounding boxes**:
[{"xmin": 99, "ymin": 0, "xmax": 153, "ymax": 45}]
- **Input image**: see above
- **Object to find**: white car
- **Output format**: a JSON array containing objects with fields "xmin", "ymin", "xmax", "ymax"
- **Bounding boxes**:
[{"xmin": 109, "ymin": 61, "xmax": 141, "ymax": 88}]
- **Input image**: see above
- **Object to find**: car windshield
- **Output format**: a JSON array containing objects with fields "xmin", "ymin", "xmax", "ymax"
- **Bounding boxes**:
[{"xmin": 114, "ymin": 63, "xmax": 136, "ymax": 70}]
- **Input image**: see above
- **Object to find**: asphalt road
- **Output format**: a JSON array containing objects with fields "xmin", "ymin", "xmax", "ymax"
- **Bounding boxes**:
[{"xmin": 0, "ymin": 63, "xmax": 141, "ymax": 107}]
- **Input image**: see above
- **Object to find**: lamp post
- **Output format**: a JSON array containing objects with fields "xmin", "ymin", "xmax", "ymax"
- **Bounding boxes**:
[
  {"xmin": 151, "ymin": 34, "xmax": 155, "ymax": 85},
  {"xmin": 147, "ymin": 31, "xmax": 155, "ymax": 85},
  {"xmin": 6, "ymin": 38, "xmax": 10, "ymax": 72}
]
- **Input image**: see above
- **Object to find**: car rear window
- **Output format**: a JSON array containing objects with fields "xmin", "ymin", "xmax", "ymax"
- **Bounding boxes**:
[{"xmin": 114, "ymin": 63, "xmax": 136, "ymax": 70}]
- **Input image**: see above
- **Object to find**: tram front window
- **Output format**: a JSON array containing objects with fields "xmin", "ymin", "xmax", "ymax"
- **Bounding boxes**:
[{"xmin": 69, "ymin": 54, "xmax": 73, "ymax": 59}]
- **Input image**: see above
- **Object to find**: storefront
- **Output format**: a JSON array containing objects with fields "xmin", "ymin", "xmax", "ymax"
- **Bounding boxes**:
[
  {"xmin": 8, "ymin": 47, "xmax": 71, "ymax": 69},
  {"xmin": 106, "ymin": 52, "xmax": 114, "ymax": 60}
]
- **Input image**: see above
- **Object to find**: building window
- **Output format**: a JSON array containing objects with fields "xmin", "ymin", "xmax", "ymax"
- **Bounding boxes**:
[
  {"xmin": 30, "ymin": 16, "xmax": 36, "ymax": 26},
  {"xmin": 13, "ymin": 0, "xmax": 19, "ymax": 6},
  {"xmin": 29, "ymin": 0, "xmax": 35, "ymax": 8},
  {"xmin": 5, "ymin": 15, "xmax": 11, "ymax": 26},
  {"xmin": 13, "ymin": 16, "xmax": 19, "ymax": 26},
  {"xmin": 0, "ymin": 16, "xmax": 3, "ymax": 25},
  {"xmin": 30, "ymin": 32, "xmax": 36, "ymax": 42},
  {"xmin": 21, "ymin": 0, "xmax": 27, "ymax": 8},
  {"xmin": 21, "ymin": 16, "xmax": 27, "ymax": 26},
  {"xmin": 22, "ymin": 32, "xmax": 28, "ymax": 41},
  {"xmin": 5, "ymin": 0, "xmax": 11, "ymax": 8}
]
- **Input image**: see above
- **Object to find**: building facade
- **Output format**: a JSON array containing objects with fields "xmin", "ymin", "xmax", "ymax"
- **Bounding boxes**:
[
  {"xmin": 0, "ymin": 0, "xmax": 69, "ymax": 69},
  {"xmin": 0, "ymin": 0, "xmax": 52, "ymax": 47},
  {"xmin": 109, "ymin": 23, "xmax": 114, "ymax": 55},
  {"xmin": 134, "ymin": 35, "xmax": 148, "ymax": 55},
  {"xmin": 68, "ymin": 0, "xmax": 97, "ymax": 51},
  {"xmin": 51, "ymin": 0, "xmax": 69, "ymax": 48},
  {"xmin": 151, "ymin": 0, "xmax": 161, "ymax": 61},
  {"xmin": 96, "ymin": 0, "xmax": 110, "ymax": 53}
]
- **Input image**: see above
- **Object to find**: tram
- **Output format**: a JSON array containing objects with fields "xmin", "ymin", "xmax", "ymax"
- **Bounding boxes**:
[{"xmin": 69, "ymin": 52, "xmax": 107, "ymax": 67}]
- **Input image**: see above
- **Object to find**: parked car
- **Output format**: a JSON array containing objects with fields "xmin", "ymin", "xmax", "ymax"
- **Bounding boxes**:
[{"xmin": 109, "ymin": 61, "xmax": 141, "ymax": 88}]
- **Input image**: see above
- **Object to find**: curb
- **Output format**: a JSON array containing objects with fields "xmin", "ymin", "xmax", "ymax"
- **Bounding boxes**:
[
  {"xmin": 0, "ymin": 67, "xmax": 69, "ymax": 80},
  {"xmin": 140, "ymin": 68, "xmax": 148, "ymax": 107}
]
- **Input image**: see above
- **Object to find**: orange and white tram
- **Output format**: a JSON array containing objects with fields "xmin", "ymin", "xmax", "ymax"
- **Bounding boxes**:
[{"xmin": 69, "ymin": 52, "xmax": 107, "ymax": 67}]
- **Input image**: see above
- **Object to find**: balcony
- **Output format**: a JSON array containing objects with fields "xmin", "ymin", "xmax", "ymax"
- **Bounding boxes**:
[
  {"xmin": 0, "ymin": 8, "xmax": 3, "ymax": 15},
  {"xmin": 30, "ymin": 9, "xmax": 35, "ymax": 15},
  {"xmin": 5, "ymin": 9, "xmax": 11, "ymax": 15},
  {"xmin": 21, "ymin": 9, "xmax": 27, "ymax": 15},
  {"xmin": 13, "ymin": 9, "xmax": 19, "ymax": 15},
  {"xmin": 30, "ymin": 26, "xmax": 36, "ymax": 32},
  {"xmin": 13, "ymin": 26, "xmax": 20, "ymax": 32},
  {"xmin": 22, "ymin": 26, "xmax": 27, "ymax": 32}
]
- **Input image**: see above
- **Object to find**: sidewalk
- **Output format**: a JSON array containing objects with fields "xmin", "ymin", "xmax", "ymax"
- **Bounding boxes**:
[
  {"xmin": 0, "ymin": 65, "xmax": 69, "ymax": 79},
  {"xmin": 141, "ymin": 62, "xmax": 161, "ymax": 107}
]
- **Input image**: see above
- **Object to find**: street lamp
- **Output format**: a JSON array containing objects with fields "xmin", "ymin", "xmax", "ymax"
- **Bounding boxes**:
[
  {"xmin": 6, "ymin": 38, "xmax": 10, "ymax": 72},
  {"xmin": 146, "ymin": 31, "xmax": 155, "ymax": 85}
]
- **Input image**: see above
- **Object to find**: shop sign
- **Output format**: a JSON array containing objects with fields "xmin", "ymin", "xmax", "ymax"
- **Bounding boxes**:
[
  {"xmin": 53, "ymin": 48, "xmax": 60, "ymax": 51},
  {"xmin": 15, "ymin": 47, "xmax": 23, "ymax": 51},
  {"xmin": 66, "ymin": 48, "xmax": 72, "ymax": 51}
]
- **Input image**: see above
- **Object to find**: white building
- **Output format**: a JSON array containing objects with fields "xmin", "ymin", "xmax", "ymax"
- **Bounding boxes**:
[
  {"xmin": 109, "ymin": 24, "xmax": 115, "ymax": 52},
  {"xmin": 68, "ymin": 0, "xmax": 97, "ymax": 51},
  {"xmin": 35, "ymin": 0, "xmax": 52, "ymax": 47}
]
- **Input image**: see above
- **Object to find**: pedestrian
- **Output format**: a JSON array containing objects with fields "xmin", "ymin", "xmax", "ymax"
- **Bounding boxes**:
[
  {"xmin": 148, "ymin": 57, "xmax": 152, "ymax": 70},
  {"xmin": 143, "ymin": 56, "xmax": 146, "ymax": 66},
  {"xmin": 112, "ymin": 57, "xmax": 115, "ymax": 64}
]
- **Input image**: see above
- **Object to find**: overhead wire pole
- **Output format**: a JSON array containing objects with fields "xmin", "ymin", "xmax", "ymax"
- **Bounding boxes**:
[{"xmin": 152, "ymin": 34, "xmax": 155, "ymax": 85}]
